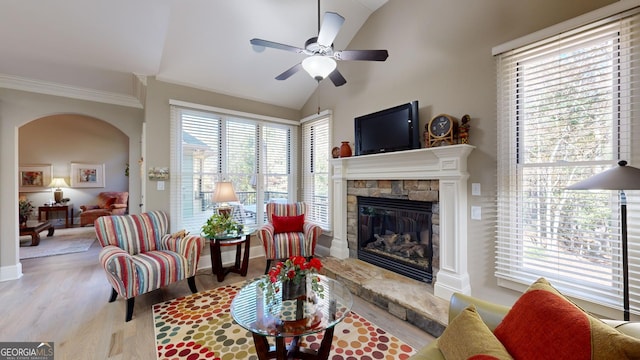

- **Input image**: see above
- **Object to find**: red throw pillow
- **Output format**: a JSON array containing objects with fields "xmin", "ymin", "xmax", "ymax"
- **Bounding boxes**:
[
  {"xmin": 272, "ymin": 214, "xmax": 304, "ymax": 234},
  {"xmin": 103, "ymin": 197, "xmax": 117, "ymax": 209},
  {"xmin": 494, "ymin": 278, "xmax": 640, "ymax": 360}
]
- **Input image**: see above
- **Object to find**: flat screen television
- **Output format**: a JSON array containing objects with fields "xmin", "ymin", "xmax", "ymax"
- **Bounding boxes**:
[{"xmin": 354, "ymin": 101, "xmax": 420, "ymax": 156}]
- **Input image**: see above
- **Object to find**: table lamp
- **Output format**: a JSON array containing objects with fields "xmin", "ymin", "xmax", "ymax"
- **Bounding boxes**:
[
  {"xmin": 48, "ymin": 177, "xmax": 69, "ymax": 204},
  {"xmin": 567, "ymin": 160, "xmax": 640, "ymax": 321},
  {"xmin": 213, "ymin": 181, "xmax": 238, "ymax": 217}
]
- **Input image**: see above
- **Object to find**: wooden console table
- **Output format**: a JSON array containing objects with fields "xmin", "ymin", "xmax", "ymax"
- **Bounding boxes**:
[
  {"xmin": 38, "ymin": 204, "xmax": 73, "ymax": 228},
  {"xmin": 20, "ymin": 221, "xmax": 54, "ymax": 246}
]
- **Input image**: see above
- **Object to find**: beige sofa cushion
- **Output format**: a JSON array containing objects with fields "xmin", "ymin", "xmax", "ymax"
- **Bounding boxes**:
[{"xmin": 438, "ymin": 304, "xmax": 512, "ymax": 360}]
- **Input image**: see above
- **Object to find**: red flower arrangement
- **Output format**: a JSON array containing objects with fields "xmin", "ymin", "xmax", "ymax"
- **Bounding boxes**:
[
  {"xmin": 260, "ymin": 256, "xmax": 325, "ymax": 303},
  {"xmin": 268, "ymin": 256, "xmax": 323, "ymax": 284}
]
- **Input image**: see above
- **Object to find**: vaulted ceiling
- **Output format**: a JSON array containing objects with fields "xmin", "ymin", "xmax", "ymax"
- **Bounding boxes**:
[{"xmin": 0, "ymin": 0, "xmax": 387, "ymax": 110}]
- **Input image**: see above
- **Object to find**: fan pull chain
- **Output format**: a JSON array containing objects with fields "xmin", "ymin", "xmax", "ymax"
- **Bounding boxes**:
[{"xmin": 317, "ymin": 81, "xmax": 320, "ymax": 115}]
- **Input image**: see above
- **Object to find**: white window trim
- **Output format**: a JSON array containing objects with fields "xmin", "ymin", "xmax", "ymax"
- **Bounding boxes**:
[{"xmin": 301, "ymin": 110, "xmax": 333, "ymax": 232}]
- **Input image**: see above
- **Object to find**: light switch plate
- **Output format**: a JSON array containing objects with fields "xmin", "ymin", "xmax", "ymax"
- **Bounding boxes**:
[
  {"xmin": 471, "ymin": 206, "xmax": 481, "ymax": 220},
  {"xmin": 472, "ymin": 183, "xmax": 481, "ymax": 196},
  {"xmin": 157, "ymin": 181, "xmax": 165, "ymax": 191}
]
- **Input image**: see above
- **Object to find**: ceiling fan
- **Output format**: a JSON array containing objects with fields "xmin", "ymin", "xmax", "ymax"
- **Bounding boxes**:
[{"xmin": 250, "ymin": 1, "xmax": 389, "ymax": 86}]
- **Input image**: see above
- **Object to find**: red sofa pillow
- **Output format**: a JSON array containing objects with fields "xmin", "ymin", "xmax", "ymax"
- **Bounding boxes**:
[
  {"xmin": 272, "ymin": 214, "xmax": 304, "ymax": 234},
  {"xmin": 102, "ymin": 197, "xmax": 117, "ymax": 209},
  {"xmin": 494, "ymin": 278, "xmax": 640, "ymax": 360}
]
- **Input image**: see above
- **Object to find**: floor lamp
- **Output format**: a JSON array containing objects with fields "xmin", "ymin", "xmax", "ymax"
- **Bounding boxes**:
[{"xmin": 567, "ymin": 160, "xmax": 640, "ymax": 321}]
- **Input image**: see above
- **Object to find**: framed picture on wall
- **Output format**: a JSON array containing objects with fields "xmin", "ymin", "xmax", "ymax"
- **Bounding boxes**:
[
  {"xmin": 19, "ymin": 164, "xmax": 52, "ymax": 192},
  {"xmin": 70, "ymin": 163, "xmax": 105, "ymax": 188}
]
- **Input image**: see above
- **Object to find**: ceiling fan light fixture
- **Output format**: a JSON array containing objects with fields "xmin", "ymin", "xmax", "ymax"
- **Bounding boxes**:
[{"xmin": 302, "ymin": 55, "xmax": 336, "ymax": 81}]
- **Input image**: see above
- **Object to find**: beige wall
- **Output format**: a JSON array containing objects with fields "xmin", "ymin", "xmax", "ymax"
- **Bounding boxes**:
[
  {"xmin": 0, "ymin": 89, "xmax": 143, "ymax": 281},
  {"xmin": 301, "ymin": 0, "xmax": 616, "ymax": 307}
]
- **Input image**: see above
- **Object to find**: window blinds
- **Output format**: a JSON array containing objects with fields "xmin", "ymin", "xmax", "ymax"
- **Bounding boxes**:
[
  {"xmin": 496, "ymin": 8, "xmax": 640, "ymax": 315},
  {"xmin": 169, "ymin": 105, "xmax": 296, "ymax": 233},
  {"xmin": 302, "ymin": 115, "xmax": 331, "ymax": 230}
]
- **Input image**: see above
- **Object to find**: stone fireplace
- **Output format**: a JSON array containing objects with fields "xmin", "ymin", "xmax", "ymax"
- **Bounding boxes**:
[{"xmin": 330, "ymin": 145, "xmax": 474, "ymax": 300}]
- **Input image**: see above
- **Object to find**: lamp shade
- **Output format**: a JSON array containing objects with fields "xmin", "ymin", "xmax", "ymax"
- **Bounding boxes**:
[
  {"xmin": 302, "ymin": 55, "xmax": 337, "ymax": 81},
  {"xmin": 212, "ymin": 181, "xmax": 238, "ymax": 203},
  {"xmin": 566, "ymin": 161, "xmax": 640, "ymax": 190},
  {"xmin": 48, "ymin": 177, "xmax": 69, "ymax": 189}
]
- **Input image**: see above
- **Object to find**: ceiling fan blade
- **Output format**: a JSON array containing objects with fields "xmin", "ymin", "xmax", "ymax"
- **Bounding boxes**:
[
  {"xmin": 317, "ymin": 12, "xmax": 345, "ymax": 47},
  {"xmin": 328, "ymin": 69, "xmax": 347, "ymax": 87},
  {"xmin": 275, "ymin": 63, "xmax": 303, "ymax": 80},
  {"xmin": 334, "ymin": 50, "xmax": 389, "ymax": 61},
  {"xmin": 250, "ymin": 38, "xmax": 304, "ymax": 53}
]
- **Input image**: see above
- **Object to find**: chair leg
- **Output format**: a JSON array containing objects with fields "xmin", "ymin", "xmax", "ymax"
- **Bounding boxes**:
[
  {"xmin": 125, "ymin": 298, "xmax": 135, "ymax": 322},
  {"xmin": 187, "ymin": 276, "xmax": 198, "ymax": 293},
  {"xmin": 109, "ymin": 288, "xmax": 118, "ymax": 303},
  {"xmin": 264, "ymin": 259, "xmax": 272, "ymax": 274}
]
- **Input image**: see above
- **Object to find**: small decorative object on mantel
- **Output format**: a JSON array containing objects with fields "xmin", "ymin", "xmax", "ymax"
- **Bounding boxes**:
[
  {"xmin": 340, "ymin": 141, "xmax": 352, "ymax": 157},
  {"xmin": 426, "ymin": 114, "xmax": 458, "ymax": 147},
  {"xmin": 459, "ymin": 114, "xmax": 471, "ymax": 144},
  {"xmin": 331, "ymin": 146, "xmax": 340, "ymax": 159}
]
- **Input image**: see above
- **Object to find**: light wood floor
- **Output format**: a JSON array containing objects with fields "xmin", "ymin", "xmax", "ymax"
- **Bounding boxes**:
[{"xmin": 0, "ymin": 232, "xmax": 434, "ymax": 359}]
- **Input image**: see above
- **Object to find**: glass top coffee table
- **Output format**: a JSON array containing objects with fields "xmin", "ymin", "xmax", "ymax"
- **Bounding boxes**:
[{"xmin": 231, "ymin": 274, "xmax": 353, "ymax": 359}]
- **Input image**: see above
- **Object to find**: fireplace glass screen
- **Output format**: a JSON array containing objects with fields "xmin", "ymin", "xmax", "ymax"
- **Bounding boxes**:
[{"xmin": 357, "ymin": 196, "xmax": 433, "ymax": 283}]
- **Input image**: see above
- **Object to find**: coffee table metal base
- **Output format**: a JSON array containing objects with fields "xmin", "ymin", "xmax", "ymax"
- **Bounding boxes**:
[{"xmin": 251, "ymin": 326, "xmax": 335, "ymax": 360}]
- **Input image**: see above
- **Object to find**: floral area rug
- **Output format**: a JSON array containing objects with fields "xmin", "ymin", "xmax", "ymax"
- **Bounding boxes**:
[
  {"xmin": 153, "ymin": 282, "xmax": 416, "ymax": 360},
  {"xmin": 19, "ymin": 227, "xmax": 96, "ymax": 259}
]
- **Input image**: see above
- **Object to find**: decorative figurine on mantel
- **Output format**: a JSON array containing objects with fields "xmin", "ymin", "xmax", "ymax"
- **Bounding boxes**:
[{"xmin": 459, "ymin": 114, "xmax": 471, "ymax": 144}]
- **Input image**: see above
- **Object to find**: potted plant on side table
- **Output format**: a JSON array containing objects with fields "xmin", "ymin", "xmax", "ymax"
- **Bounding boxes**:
[
  {"xmin": 201, "ymin": 213, "xmax": 239, "ymax": 238},
  {"xmin": 19, "ymin": 199, "xmax": 34, "ymax": 227}
]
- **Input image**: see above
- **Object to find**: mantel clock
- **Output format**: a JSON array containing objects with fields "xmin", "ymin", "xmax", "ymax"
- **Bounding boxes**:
[{"xmin": 426, "ymin": 114, "xmax": 458, "ymax": 147}]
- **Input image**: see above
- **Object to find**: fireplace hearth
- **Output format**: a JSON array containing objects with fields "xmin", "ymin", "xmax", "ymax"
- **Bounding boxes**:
[{"xmin": 357, "ymin": 196, "xmax": 433, "ymax": 283}]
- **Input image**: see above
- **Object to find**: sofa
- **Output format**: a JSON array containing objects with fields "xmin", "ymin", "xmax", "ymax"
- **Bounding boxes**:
[
  {"xmin": 411, "ymin": 278, "xmax": 640, "ymax": 360},
  {"xmin": 80, "ymin": 191, "xmax": 128, "ymax": 226}
]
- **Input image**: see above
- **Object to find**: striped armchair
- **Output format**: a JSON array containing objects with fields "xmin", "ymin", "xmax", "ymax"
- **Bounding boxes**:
[
  {"xmin": 94, "ymin": 211, "xmax": 204, "ymax": 321},
  {"xmin": 257, "ymin": 202, "xmax": 322, "ymax": 273}
]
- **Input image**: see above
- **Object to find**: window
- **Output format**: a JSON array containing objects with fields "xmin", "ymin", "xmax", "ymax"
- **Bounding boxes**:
[
  {"xmin": 495, "ymin": 9, "xmax": 640, "ymax": 315},
  {"xmin": 170, "ymin": 104, "xmax": 297, "ymax": 234},
  {"xmin": 302, "ymin": 113, "xmax": 331, "ymax": 230}
]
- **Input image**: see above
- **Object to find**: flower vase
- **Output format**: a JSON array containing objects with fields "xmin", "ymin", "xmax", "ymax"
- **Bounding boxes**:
[
  {"xmin": 340, "ymin": 141, "xmax": 352, "ymax": 157},
  {"xmin": 281, "ymin": 278, "xmax": 307, "ymax": 301},
  {"xmin": 19, "ymin": 215, "xmax": 27, "ymax": 227}
]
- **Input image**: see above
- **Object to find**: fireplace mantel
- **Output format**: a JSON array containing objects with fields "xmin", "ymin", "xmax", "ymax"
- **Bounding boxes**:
[{"xmin": 330, "ymin": 144, "xmax": 474, "ymax": 300}]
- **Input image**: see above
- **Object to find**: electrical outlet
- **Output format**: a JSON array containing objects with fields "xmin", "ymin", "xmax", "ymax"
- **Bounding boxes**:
[{"xmin": 157, "ymin": 181, "xmax": 165, "ymax": 191}]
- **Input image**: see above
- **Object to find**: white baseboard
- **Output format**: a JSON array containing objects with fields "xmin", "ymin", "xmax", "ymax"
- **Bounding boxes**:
[{"xmin": 0, "ymin": 263, "xmax": 23, "ymax": 282}]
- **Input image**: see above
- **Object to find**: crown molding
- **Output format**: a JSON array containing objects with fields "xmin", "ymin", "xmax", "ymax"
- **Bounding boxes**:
[{"xmin": 0, "ymin": 74, "xmax": 144, "ymax": 109}]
